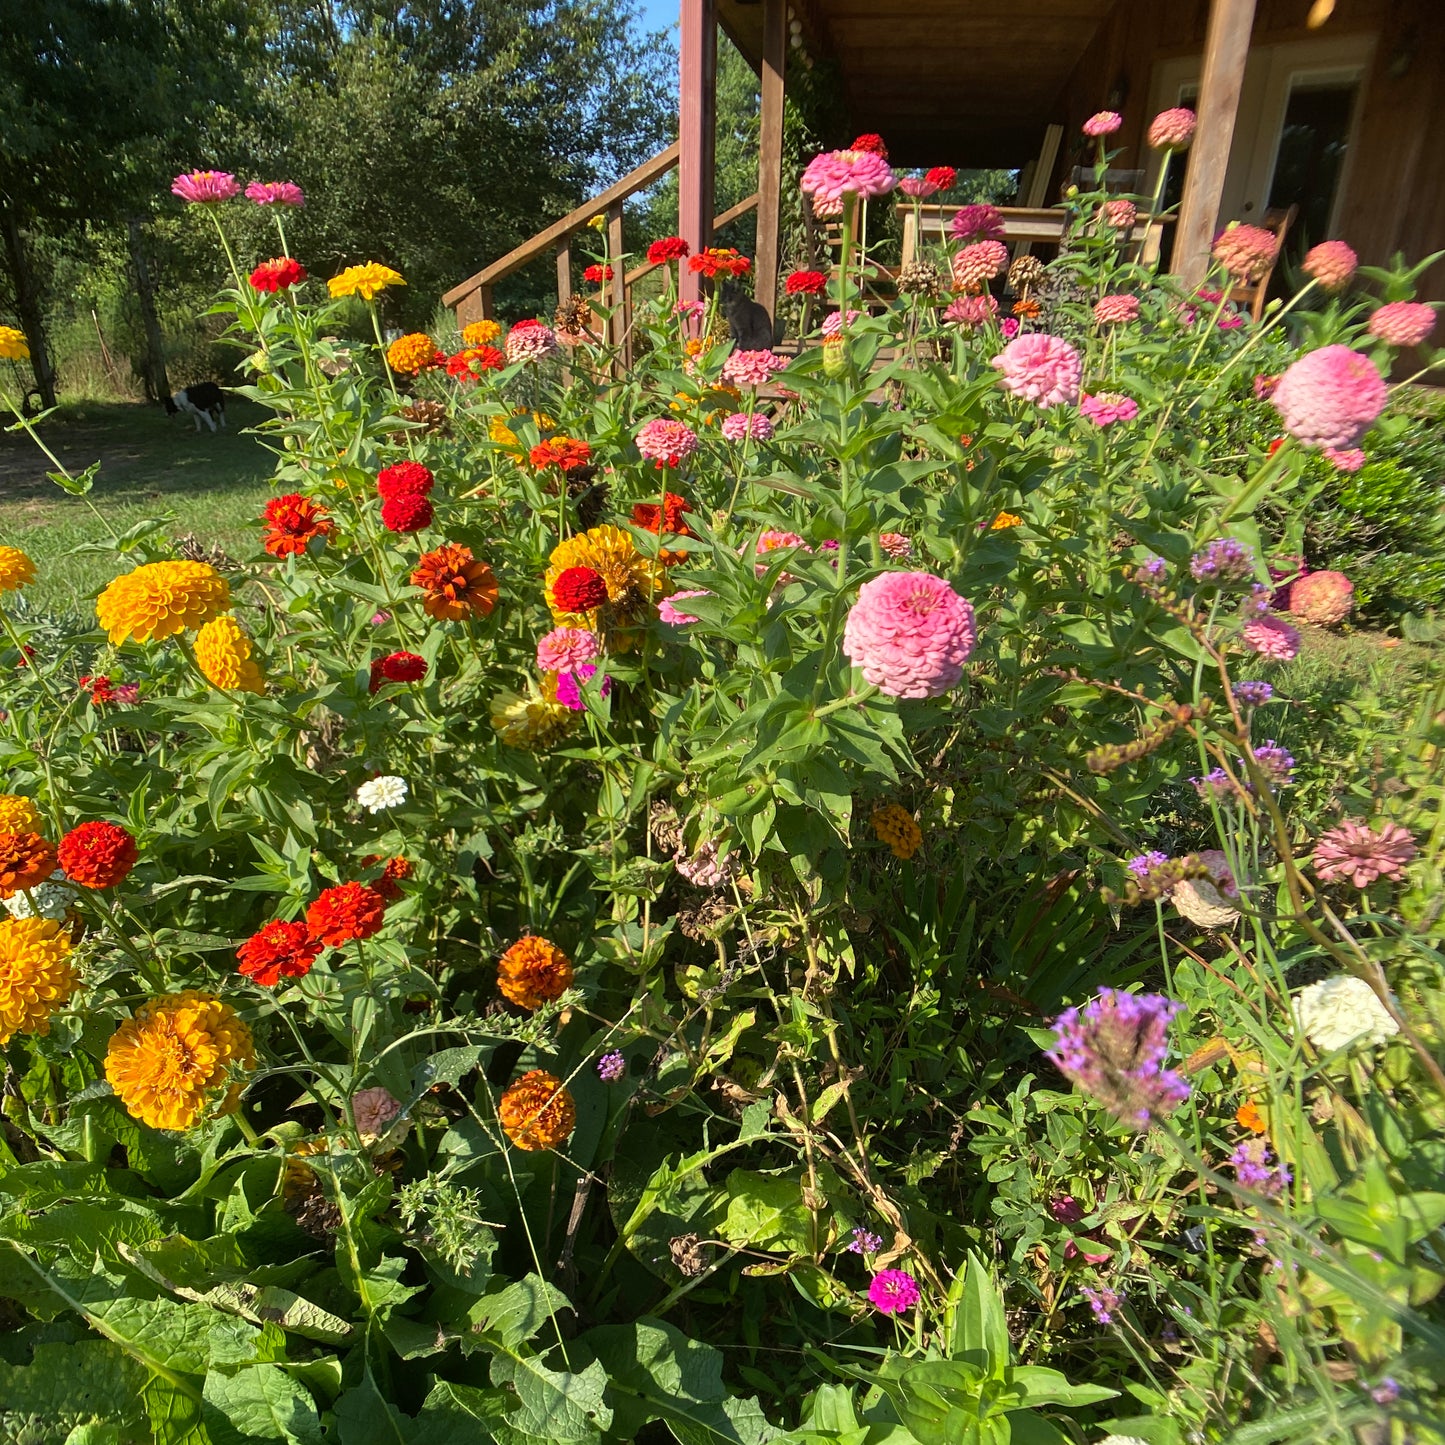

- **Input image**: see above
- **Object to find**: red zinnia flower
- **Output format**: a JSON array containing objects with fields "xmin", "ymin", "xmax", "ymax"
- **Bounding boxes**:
[
  {"xmin": 529, "ymin": 437, "xmax": 592, "ymax": 472},
  {"xmin": 380, "ymin": 493, "xmax": 433, "ymax": 533},
  {"xmin": 261, "ymin": 494, "xmax": 333, "ymax": 558},
  {"xmin": 14, "ymin": 644, "xmax": 35, "ymax": 668},
  {"xmin": 236, "ymin": 919, "xmax": 322, "ymax": 986},
  {"xmin": 57, "ymin": 820, "xmax": 137, "ymax": 889},
  {"xmin": 79, "ymin": 674, "xmax": 117, "ymax": 705},
  {"xmin": 785, "ymin": 270, "xmax": 829, "ymax": 296},
  {"xmin": 551, "ymin": 566, "xmax": 608, "ymax": 613},
  {"xmin": 249, "ymin": 257, "xmax": 307, "ymax": 293},
  {"xmin": 688, "ymin": 248, "xmax": 751, "ymax": 278},
  {"xmin": 851, "ymin": 133, "xmax": 888, "ymax": 158},
  {"xmin": 305, "ymin": 882, "xmax": 386, "ymax": 947},
  {"xmin": 364, "ymin": 855, "xmax": 414, "ymax": 903},
  {"xmin": 647, "ymin": 237, "xmax": 690, "ymax": 264},
  {"xmin": 376, "ymin": 461, "xmax": 434, "ymax": 501},
  {"xmin": 632, "ymin": 492, "xmax": 691, "ymax": 536},
  {"xmin": 369, "ymin": 651, "xmax": 428, "ymax": 693},
  {"xmin": 925, "ymin": 166, "xmax": 957, "ymax": 192},
  {"xmin": 583, "ymin": 264, "xmax": 614, "ymax": 284},
  {"xmin": 446, "ymin": 345, "xmax": 504, "ymax": 379}
]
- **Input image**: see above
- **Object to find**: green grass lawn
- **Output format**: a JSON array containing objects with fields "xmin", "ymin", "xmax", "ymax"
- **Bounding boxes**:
[{"xmin": 0, "ymin": 398, "xmax": 274, "ymax": 618}]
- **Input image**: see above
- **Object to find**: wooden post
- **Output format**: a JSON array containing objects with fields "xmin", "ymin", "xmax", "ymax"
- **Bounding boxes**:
[
  {"xmin": 556, "ymin": 239, "xmax": 572, "ymax": 303},
  {"xmin": 754, "ymin": 0, "xmax": 787, "ymax": 318},
  {"xmin": 607, "ymin": 202, "xmax": 630, "ymax": 364},
  {"xmin": 678, "ymin": 0, "xmax": 717, "ymax": 305},
  {"xmin": 1174, "ymin": 0, "xmax": 1257, "ymax": 289},
  {"xmin": 454, "ymin": 284, "xmax": 493, "ymax": 330}
]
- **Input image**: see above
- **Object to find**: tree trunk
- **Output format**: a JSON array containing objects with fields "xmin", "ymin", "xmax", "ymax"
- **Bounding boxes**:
[
  {"xmin": 0, "ymin": 204, "xmax": 58, "ymax": 411},
  {"xmin": 128, "ymin": 217, "xmax": 170, "ymax": 402}
]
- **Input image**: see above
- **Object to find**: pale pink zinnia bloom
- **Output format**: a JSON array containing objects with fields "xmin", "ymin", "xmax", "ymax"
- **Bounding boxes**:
[
  {"xmin": 951, "ymin": 240, "xmax": 1009, "ymax": 288},
  {"xmin": 1079, "ymin": 392, "xmax": 1139, "ymax": 427},
  {"xmin": 878, "ymin": 532, "xmax": 912, "ymax": 559},
  {"xmin": 505, "ymin": 321, "xmax": 559, "ymax": 364},
  {"xmin": 800, "ymin": 148, "xmax": 896, "ymax": 207},
  {"xmin": 842, "ymin": 571, "xmax": 976, "ymax": 698},
  {"xmin": 1271, "ymin": 345, "xmax": 1387, "ymax": 451},
  {"xmin": 171, "ymin": 170, "xmax": 241, "ymax": 204},
  {"xmin": 990, "ymin": 334, "xmax": 1081, "ymax": 409},
  {"xmin": 1312, "ymin": 819, "xmax": 1417, "ymax": 888},
  {"xmin": 1100, "ymin": 198, "xmax": 1137, "ymax": 231},
  {"xmin": 1083, "ymin": 111, "xmax": 1123, "ymax": 138},
  {"xmin": 351, "ymin": 1087, "xmax": 403, "ymax": 1141},
  {"xmin": 948, "ymin": 204, "xmax": 1005, "ymax": 244},
  {"xmin": 1147, "ymin": 107, "xmax": 1196, "ymax": 150},
  {"xmin": 1323, "ymin": 446, "xmax": 1365, "ymax": 472},
  {"xmin": 897, "ymin": 176, "xmax": 938, "ymax": 199},
  {"xmin": 943, "ymin": 293, "xmax": 999, "ymax": 328},
  {"xmin": 536, "ymin": 626, "xmax": 600, "ymax": 673},
  {"xmin": 1367, "ymin": 301, "xmax": 1436, "ymax": 348},
  {"xmin": 635, "ymin": 417, "xmax": 700, "ymax": 469},
  {"xmin": 658, "ymin": 589, "xmax": 711, "ymax": 625},
  {"xmin": 721, "ymin": 348, "xmax": 786, "ymax": 388},
  {"xmin": 1242, "ymin": 615, "xmax": 1301, "ymax": 661},
  {"xmin": 1093, "ymin": 294, "xmax": 1140, "ymax": 325},
  {"xmin": 245, "ymin": 180, "xmax": 305, "ymax": 207},
  {"xmin": 721, "ymin": 411, "xmax": 774, "ymax": 442},
  {"xmin": 821, "ymin": 309, "xmax": 863, "ymax": 337},
  {"xmin": 1288, "ymin": 569, "xmax": 1354, "ymax": 626},
  {"xmin": 1302, "ymin": 240, "xmax": 1357, "ymax": 293},
  {"xmin": 1212, "ymin": 223, "xmax": 1280, "ymax": 283}
]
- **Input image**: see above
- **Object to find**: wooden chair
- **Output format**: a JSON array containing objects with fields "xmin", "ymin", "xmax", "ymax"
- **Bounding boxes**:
[
  {"xmin": 1227, "ymin": 204, "xmax": 1298, "ymax": 321},
  {"xmin": 802, "ymin": 195, "xmax": 897, "ymax": 311}
]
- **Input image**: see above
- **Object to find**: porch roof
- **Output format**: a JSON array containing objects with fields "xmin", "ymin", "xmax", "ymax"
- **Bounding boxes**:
[{"xmin": 718, "ymin": 0, "xmax": 1118, "ymax": 166}]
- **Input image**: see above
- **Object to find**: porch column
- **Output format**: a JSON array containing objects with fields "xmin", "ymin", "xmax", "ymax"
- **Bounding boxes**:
[
  {"xmin": 754, "ymin": 0, "xmax": 787, "ymax": 317},
  {"xmin": 679, "ymin": 0, "xmax": 717, "ymax": 305},
  {"xmin": 1173, "ymin": 0, "xmax": 1256, "ymax": 288}
]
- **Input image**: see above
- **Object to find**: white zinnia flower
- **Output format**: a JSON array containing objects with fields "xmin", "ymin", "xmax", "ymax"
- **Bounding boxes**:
[
  {"xmin": 3, "ymin": 870, "xmax": 78, "ymax": 922},
  {"xmin": 356, "ymin": 775, "xmax": 407, "ymax": 813},
  {"xmin": 1294, "ymin": 975, "xmax": 1399, "ymax": 1053}
]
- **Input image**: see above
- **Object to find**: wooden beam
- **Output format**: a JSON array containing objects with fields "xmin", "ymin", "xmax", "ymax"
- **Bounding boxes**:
[
  {"xmin": 754, "ymin": 0, "xmax": 787, "ymax": 317},
  {"xmin": 1174, "ymin": 0, "xmax": 1257, "ymax": 289},
  {"xmin": 679, "ymin": 0, "xmax": 718, "ymax": 305}
]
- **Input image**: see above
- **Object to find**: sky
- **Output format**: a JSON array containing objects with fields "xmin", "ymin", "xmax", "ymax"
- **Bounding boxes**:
[{"xmin": 633, "ymin": 0, "xmax": 679, "ymax": 38}]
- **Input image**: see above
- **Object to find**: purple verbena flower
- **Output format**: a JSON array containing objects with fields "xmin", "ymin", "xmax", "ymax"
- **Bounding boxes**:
[
  {"xmin": 1193, "ymin": 767, "xmax": 1243, "ymax": 804},
  {"xmin": 1081, "ymin": 1283, "xmax": 1122, "ymax": 1325},
  {"xmin": 1253, "ymin": 741, "xmax": 1295, "ymax": 785},
  {"xmin": 848, "ymin": 1226, "xmax": 883, "ymax": 1255},
  {"xmin": 1243, "ymin": 583, "xmax": 1273, "ymax": 617},
  {"xmin": 1370, "ymin": 1378, "xmax": 1400, "ymax": 1406},
  {"xmin": 1126, "ymin": 850, "xmax": 1169, "ymax": 880},
  {"xmin": 1235, "ymin": 680, "xmax": 1274, "ymax": 707},
  {"xmin": 1230, "ymin": 1139, "xmax": 1291, "ymax": 1200},
  {"xmin": 1133, "ymin": 556, "xmax": 1167, "ymax": 585},
  {"xmin": 1191, "ymin": 537, "xmax": 1255, "ymax": 585},
  {"xmin": 597, "ymin": 1051, "xmax": 625, "ymax": 1082}
]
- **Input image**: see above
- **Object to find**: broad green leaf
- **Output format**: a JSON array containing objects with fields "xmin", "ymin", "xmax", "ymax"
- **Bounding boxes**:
[
  {"xmin": 488, "ymin": 1351, "xmax": 611, "ymax": 1444},
  {"xmin": 332, "ymin": 1378, "xmax": 413, "ymax": 1445},
  {"xmin": 465, "ymin": 1274, "xmax": 574, "ymax": 1353},
  {"xmin": 954, "ymin": 1253, "xmax": 1009, "ymax": 1377},
  {"xmin": 1004, "ymin": 1366, "xmax": 1117, "ymax": 1409},
  {"xmin": 719, "ymin": 1170, "xmax": 814, "ymax": 1253},
  {"xmin": 202, "ymin": 1365, "xmax": 323, "ymax": 1444},
  {"xmin": 0, "ymin": 1340, "xmax": 148, "ymax": 1431},
  {"xmin": 410, "ymin": 1381, "xmax": 513, "ymax": 1445}
]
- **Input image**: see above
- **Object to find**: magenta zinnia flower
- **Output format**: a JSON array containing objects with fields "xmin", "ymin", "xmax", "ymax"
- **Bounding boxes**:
[
  {"xmin": 1302, "ymin": 240, "xmax": 1357, "ymax": 293},
  {"xmin": 1312, "ymin": 819, "xmax": 1417, "ymax": 888},
  {"xmin": 171, "ymin": 170, "xmax": 241, "ymax": 204},
  {"xmin": 505, "ymin": 321, "xmax": 559, "ymax": 365},
  {"xmin": 868, "ymin": 1269, "xmax": 920, "ymax": 1315},
  {"xmin": 721, "ymin": 412, "xmax": 773, "ymax": 442},
  {"xmin": 245, "ymin": 180, "xmax": 305, "ymax": 207},
  {"xmin": 991, "ymin": 334, "xmax": 1081, "ymax": 408},
  {"xmin": 635, "ymin": 418, "xmax": 699, "ymax": 469},
  {"xmin": 800, "ymin": 149, "xmax": 896, "ymax": 207},
  {"xmin": 1271, "ymin": 345, "xmax": 1386, "ymax": 451},
  {"xmin": 1368, "ymin": 301, "xmax": 1436, "ymax": 348},
  {"xmin": 721, "ymin": 349, "xmax": 786, "ymax": 389},
  {"xmin": 951, "ymin": 240, "xmax": 1009, "ymax": 288},
  {"xmin": 536, "ymin": 626, "xmax": 599, "ymax": 673},
  {"xmin": 1083, "ymin": 111, "xmax": 1123, "ymax": 137},
  {"xmin": 948, "ymin": 204, "xmax": 1005, "ymax": 244},
  {"xmin": 658, "ymin": 589, "xmax": 711, "ymax": 625},
  {"xmin": 1212, "ymin": 223, "xmax": 1280, "ymax": 283},
  {"xmin": 943, "ymin": 294, "xmax": 999, "ymax": 328},
  {"xmin": 1079, "ymin": 392, "xmax": 1138, "ymax": 427},
  {"xmin": 1241, "ymin": 615, "xmax": 1301, "ymax": 661},
  {"xmin": 842, "ymin": 571, "xmax": 976, "ymax": 698},
  {"xmin": 1093, "ymin": 294, "xmax": 1140, "ymax": 325},
  {"xmin": 1288, "ymin": 569, "xmax": 1353, "ymax": 626},
  {"xmin": 1147, "ymin": 107, "xmax": 1196, "ymax": 150},
  {"xmin": 821, "ymin": 309, "xmax": 863, "ymax": 337}
]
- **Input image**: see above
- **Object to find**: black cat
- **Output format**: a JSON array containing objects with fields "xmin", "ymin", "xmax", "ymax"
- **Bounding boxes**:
[{"xmin": 719, "ymin": 278, "xmax": 778, "ymax": 350}]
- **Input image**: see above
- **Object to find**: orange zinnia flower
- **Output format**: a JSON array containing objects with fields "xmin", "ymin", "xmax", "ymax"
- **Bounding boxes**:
[
  {"xmin": 0, "ymin": 832, "xmax": 58, "ymax": 899},
  {"xmin": 529, "ymin": 437, "xmax": 592, "ymax": 473},
  {"xmin": 410, "ymin": 543, "xmax": 498, "ymax": 621},
  {"xmin": 496, "ymin": 936, "xmax": 574, "ymax": 1009},
  {"xmin": 498, "ymin": 1070, "xmax": 576, "ymax": 1150},
  {"xmin": 262, "ymin": 494, "xmax": 333, "ymax": 558}
]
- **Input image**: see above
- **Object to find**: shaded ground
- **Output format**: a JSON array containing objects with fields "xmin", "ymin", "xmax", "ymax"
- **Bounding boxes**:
[{"xmin": 0, "ymin": 399, "xmax": 274, "ymax": 617}]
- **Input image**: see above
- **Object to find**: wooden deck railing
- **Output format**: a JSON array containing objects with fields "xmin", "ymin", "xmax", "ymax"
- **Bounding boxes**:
[{"xmin": 442, "ymin": 142, "xmax": 756, "ymax": 356}]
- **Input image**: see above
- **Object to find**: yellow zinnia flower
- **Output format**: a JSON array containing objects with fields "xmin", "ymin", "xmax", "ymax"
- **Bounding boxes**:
[
  {"xmin": 96, "ymin": 560, "xmax": 230, "ymax": 644},
  {"xmin": 0, "ymin": 546, "xmax": 36, "ymax": 593},
  {"xmin": 105, "ymin": 991, "xmax": 255, "ymax": 1131},
  {"xmin": 386, "ymin": 332, "xmax": 436, "ymax": 374},
  {"xmin": 989, "ymin": 511, "xmax": 1023, "ymax": 530},
  {"xmin": 0, "ymin": 327, "xmax": 29, "ymax": 362},
  {"xmin": 0, "ymin": 917, "xmax": 77, "ymax": 1045},
  {"xmin": 327, "ymin": 262, "xmax": 405, "ymax": 301},
  {"xmin": 544, "ymin": 524, "xmax": 669, "ymax": 652},
  {"xmin": 462, "ymin": 320, "xmax": 502, "ymax": 347},
  {"xmin": 490, "ymin": 680, "xmax": 576, "ymax": 751},
  {"xmin": 194, "ymin": 615, "xmax": 265, "ymax": 694},
  {"xmin": 870, "ymin": 803, "xmax": 922, "ymax": 860},
  {"xmin": 0, "ymin": 795, "xmax": 39, "ymax": 834}
]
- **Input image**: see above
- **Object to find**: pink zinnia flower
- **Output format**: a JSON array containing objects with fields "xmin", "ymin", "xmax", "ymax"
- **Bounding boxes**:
[
  {"xmin": 635, "ymin": 418, "xmax": 699, "ymax": 469},
  {"xmin": 1000, "ymin": 317, "xmax": 1020, "ymax": 339},
  {"xmin": 951, "ymin": 240, "xmax": 1009, "ymax": 288},
  {"xmin": 943, "ymin": 293, "xmax": 999, "ymax": 328},
  {"xmin": 555, "ymin": 663, "xmax": 610, "ymax": 710},
  {"xmin": 536, "ymin": 626, "xmax": 600, "ymax": 673},
  {"xmin": 1288, "ymin": 569, "xmax": 1353, "ymax": 626},
  {"xmin": 800, "ymin": 149, "xmax": 896, "ymax": 206},
  {"xmin": 1242, "ymin": 615, "xmax": 1301, "ymax": 661},
  {"xmin": 1302, "ymin": 240, "xmax": 1357, "ymax": 293},
  {"xmin": 990, "ymin": 334, "xmax": 1081, "ymax": 408},
  {"xmin": 842, "ymin": 571, "xmax": 976, "ymax": 698},
  {"xmin": 897, "ymin": 176, "xmax": 938, "ymax": 199},
  {"xmin": 1079, "ymin": 392, "xmax": 1139, "ymax": 427},
  {"xmin": 1093, "ymin": 294, "xmax": 1139, "ymax": 325},
  {"xmin": 1271, "ymin": 345, "xmax": 1386, "ymax": 451},
  {"xmin": 1100, "ymin": 198, "xmax": 1137, "ymax": 230},
  {"xmin": 721, "ymin": 349, "xmax": 786, "ymax": 388},
  {"xmin": 1312, "ymin": 819, "xmax": 1417, "ymax": 888},
  {"xmin": 821, "ymin": 309, "xmax": 863, "ymax": 337},
  {"xmin": 658, "ymin": 589, "xmax": 711, "ymax": 625},
  {"xmin": 245, "ymin": 180, "xmax": 305, "ymax": 207},
  {"xmin": 948, "ymin": 204, "xmax": 1005, "ymax": 244},
  {"xmin": 1212, "ymin": 224, "xmax": 1280, "ymax": 283},
  {"xmin": 1368, "ymin": 301, "xmax": 1436, "ymax": 348},
  {"xmin": 879, "ymin": 532, "xmax": 911, "ymax": 559},
  {"xmin": 1253, "ymin": 373, "xmax": 1279, "ymax": 400},
  {"xmin": 1083, "ymin": 111, "xmax": 1123, "ymax": 137},
  {"xmin": 721, "ymin": 412, "xmax": 774, "ymax": 442},
  {"xmin": 171, "ymin": 170, "xmax": 241, "ymax": 204},
  {"xmin": 868, "ymin": 1269, "xmax": 920, "ymax": 1314},
  {"xmin": 1147, "ymin": 107, "xmax": 1196, "ymax": 150},
  {"xmin": 1323, "ymin": 446, "xmax": 1365, "ymax": 471},
  {"xmin": 505, "ymin": 321, "xmax": 559, "ymax": 365}
]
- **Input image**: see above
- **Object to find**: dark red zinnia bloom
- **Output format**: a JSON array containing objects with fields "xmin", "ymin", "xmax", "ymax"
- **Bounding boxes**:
[
  {"xmin": 380, "ymin": 493, "xmax": 433, "ymax": 533},
  {"xmin": 583, "ymin": 264, "xmax": 614, "ymax": 284},
  {"xmin": 785, "ymin": 270, "xmax": 829, "ymax": 296},
  {"xmin": 368, "ymin": 651, "xmax": 428, "ymax": 693},
  {"xmin": 552, "ymin": 566, "xmax": 608, "ymax": 613},
  {"xmin": 376, "ymin": 461, "xmax": 434, "ymax": 501},
  {"xmin": 646, "ymin": 237, "xmax": 690, "ymax": 264},
  {"xmin": 851, "ymin": 133, "xmax": 888, "ymax": 158},
  {"xmin": 57, "ymin": 820, "xmax": 137, "ymax": 889},
  {"xmin": 262, "ymin": 493, "xmax": 333, "ymax": 557},
  {"xmin": 632, "ymin": 491, "xmax": 691, "ymax": 536},
  {"xmin": 236, "ymin": 919, "xmax": 322, "ymax": 986},
  {"xmin": 925, "ymin": 166, "xmax": 957, "ymax": 192},
  {"xmin": 305, "ymin": 881, "xmax": 386, "ymax": 946}
]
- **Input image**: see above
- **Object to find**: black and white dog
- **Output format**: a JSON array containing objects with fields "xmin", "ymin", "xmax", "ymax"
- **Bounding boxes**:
[{"xmin": 165, "ymin": 382, "xmax": 227, "ymax": 432}]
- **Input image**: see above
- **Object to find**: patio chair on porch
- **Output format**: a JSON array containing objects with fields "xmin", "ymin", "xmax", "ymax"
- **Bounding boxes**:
[
  {"xmin": 1226, "ymin": 205, "xmax": 1298, "ymax": 322},
  {"xmin": 802, "ymin": 195, "xmax": 898, "ymax": 312}
]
